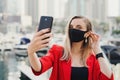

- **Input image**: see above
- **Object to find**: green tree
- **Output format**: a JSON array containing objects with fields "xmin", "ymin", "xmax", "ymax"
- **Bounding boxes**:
[{"xmin": 115, "ymin": 17, "xmax": 120, "ymax": 25}]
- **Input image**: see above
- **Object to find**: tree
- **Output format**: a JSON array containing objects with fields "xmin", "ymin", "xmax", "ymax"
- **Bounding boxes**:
[{"xmin": 115, "ymin": 17, "xmax": 120, "ymax": 25}]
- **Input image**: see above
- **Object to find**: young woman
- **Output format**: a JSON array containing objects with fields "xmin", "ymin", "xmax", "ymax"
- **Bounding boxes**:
[{"xmin": 27, "ymin": 16, "xmax": 114, "ymax": 80}]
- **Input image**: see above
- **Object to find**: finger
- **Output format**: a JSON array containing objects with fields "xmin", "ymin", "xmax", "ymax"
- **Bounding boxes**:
[
  {"xmin": 39, "ymin": 43, "xmax": 49, "ymax": 48},
  {"xmin": 40, "ymin": 33, "xmax": 52, "ymax": 40},
  {"xmin": 84, "ymin": 31, "xmax": 91, "ymax": 38},
  {"xmin": 90, "ymin": 34, "xmax": 99, "ymax": 42},
  {"xmin": 33, "ymin": 39, "xmax": 50, "ymax": 50},
  {"xmin": 93, "ymin": 35, "xmax": 98, "ymax": 41},
  {"xmin": 91, "ymin": 33, "xmax": 99, "ymax": 39},
  {"xmin": 35, "ymin": 28, "xmax": 50, "ymax": 37},
  {"xmin": 90, "ymin": 32, "xmax": 99, "ymax": 37},
  {"xmin": 32, "ymin": 33, "xmax": 52, "ymax": 45},
  {"xmin": 89, "ymin": 31, "xmax": 96, "ymax": 37},
  {"xmin": 89, "ymin": 34, "xmax": 95, "ymax": 42},
  {"xmin": 41, "ymin": 37, "xmax": 52, "ymax": 44},
  {"xmin": 95, "ymin": 34, "xmax": 100, "ymax": 38}
]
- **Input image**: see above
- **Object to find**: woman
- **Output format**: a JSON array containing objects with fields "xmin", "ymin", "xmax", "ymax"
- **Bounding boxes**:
[{"xmin": 27, "ymin": 16, "xmax": 114, "ymax": 80}]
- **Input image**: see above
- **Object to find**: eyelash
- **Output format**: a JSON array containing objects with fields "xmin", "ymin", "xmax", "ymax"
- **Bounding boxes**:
[
  {"xmin": 69, "ymin": 25, "xmax": 73, "ymax": 28},
  {"xmin": 69, "ymin": 25, "xmax": 83, "ymax": 30},
  {"xmin": 77, "ymin": 26, "xmax": 82, "ymax": 29}
]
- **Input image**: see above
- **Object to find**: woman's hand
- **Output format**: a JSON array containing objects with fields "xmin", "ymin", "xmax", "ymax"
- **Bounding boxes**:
[
  {"xmin": 27, "ymin": 28, "xmax": 52, "ymax": 55},
  {"xmin": 84, "ymin": 31, "xmax": 102, "ymax": 54}
]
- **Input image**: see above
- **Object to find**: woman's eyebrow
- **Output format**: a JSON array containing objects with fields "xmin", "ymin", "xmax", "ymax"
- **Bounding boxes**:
[
  {"xmin": 76, "ymin": 24, "xmax": 82, "ymax": 27},
  {"xmin": 77, "ymin": 24, "xmax": 81, "ymax": 26}
]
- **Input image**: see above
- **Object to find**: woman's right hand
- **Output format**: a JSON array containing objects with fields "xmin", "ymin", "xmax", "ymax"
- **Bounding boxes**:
[{"xmin": 27, "ymin": 28, "xmax": 52, "ymax": 55}]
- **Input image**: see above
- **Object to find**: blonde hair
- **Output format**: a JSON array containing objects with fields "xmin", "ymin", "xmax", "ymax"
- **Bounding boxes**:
[{"xmin": 61, "ymin": 16, "xmax": 93, "ymax": 66}]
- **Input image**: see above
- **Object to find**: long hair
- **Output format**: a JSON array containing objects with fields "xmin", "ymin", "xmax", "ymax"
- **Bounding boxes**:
[{"xmin": 61, "ymin": 16, "xmax": 93, "ymax": 66}]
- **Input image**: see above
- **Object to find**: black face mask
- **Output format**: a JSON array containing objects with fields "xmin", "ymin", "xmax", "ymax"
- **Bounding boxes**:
[{"xmin": 69, "ymin": 29, "xmax": 87, "ymax": 42}]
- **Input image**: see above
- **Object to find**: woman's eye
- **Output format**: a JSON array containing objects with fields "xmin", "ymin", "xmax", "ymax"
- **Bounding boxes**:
[
  {"xmin": 76, "ymin": 25, "xmax": 82, "ymax": 29},
  {"xmin": 69, "ymin": 25, "xmax": 73, "ymax": 28}
]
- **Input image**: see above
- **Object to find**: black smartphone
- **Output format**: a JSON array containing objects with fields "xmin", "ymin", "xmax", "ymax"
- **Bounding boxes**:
[{"xmin": 38, "ymin": 16, "xmax": 53, "ymax": 32}]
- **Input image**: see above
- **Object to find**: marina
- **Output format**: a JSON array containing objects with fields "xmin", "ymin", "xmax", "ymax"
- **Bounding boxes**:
[{"xmin": 0, "ymin": 37, "xmax": 120, "ymax": 80}]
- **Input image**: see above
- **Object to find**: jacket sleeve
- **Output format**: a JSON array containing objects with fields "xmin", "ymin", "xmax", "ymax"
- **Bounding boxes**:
[
  {"xmin": 31, "ymin": 44, "xmax": 63, "ymax": 76},
  {"xmin": 93, "ymin": 57, "xmax": 114, "ymax": 80}
]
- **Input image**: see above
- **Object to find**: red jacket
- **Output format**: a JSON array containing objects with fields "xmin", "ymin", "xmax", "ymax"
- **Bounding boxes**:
[{"xmin": 32, "ymin": 44, "xmax": 114, "ymax": 80}]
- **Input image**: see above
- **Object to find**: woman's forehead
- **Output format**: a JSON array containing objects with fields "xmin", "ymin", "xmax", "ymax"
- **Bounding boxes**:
[{"xmin": 70, "ymin": 18, "xmax": 86, "ymax": 26}]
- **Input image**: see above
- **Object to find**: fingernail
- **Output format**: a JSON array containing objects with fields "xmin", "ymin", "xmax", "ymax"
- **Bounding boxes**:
[{"xmin": 47, "ymin": 28, "xmax": 50, "ymax": 30}]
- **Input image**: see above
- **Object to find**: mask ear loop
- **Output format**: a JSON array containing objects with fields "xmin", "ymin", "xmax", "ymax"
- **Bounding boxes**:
[{"xmin": 84, "ymin": 30, "xmax": 90, "ymax": 44}]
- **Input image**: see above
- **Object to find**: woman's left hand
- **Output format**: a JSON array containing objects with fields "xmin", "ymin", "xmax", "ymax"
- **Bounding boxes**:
[{"xmin": 84, "ymin": 31, "xmax": 102, "ymax": 54}]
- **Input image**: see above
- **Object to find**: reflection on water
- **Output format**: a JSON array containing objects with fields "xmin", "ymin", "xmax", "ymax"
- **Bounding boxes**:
[
  {"xmin": 0, "ymin": 47, "xmax": 49, "ymax": 80},
  {"xmin": 0, "ymin": 60, "xmax": 8, "ymax": 80},
  {"xmin": 0, "ymin": 51, "xmax": 19, "ymax": 80}
]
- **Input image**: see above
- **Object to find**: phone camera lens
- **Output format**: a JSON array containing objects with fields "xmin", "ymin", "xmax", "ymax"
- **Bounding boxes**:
[{"xmin": 45, "ymin": 18, "xmax": 47, "ymax": 21}]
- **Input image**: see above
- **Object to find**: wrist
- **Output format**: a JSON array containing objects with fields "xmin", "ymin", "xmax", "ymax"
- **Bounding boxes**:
[
  {"xmin": 27, "ymin": 45, "xmax": 35, "ymax": 55},
  {"xmin": 95, "ymin": 47, "xmax": 102, "ymax": 54},
  {"xmin": 27, "ymin": 48, "xmax": 35, "ymax": 55}
]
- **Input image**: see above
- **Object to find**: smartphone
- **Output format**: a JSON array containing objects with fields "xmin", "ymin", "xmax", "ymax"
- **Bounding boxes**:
[{"xmin": 38, "ymin": 16, "xmax": 53, "ymax": 32}]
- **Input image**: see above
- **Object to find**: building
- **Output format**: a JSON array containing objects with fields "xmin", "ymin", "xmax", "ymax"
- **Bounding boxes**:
[
  {"xmin": 6, "ymin": 0, "xmax": 26, "ymax": 15},
  {"xmin": 0, "ymin": 0, "xmax": 32, "ymax": 33},
  {"xmin": 25, "ymin": 0, "xmax": 41, "ymax": 25},
  {"xmin": 25, "ymin": 0, "xmax": 67, "ymax": 25},
  {"xmin": 46, "ymin": 0, "xmax": 66, "ymax": 18},
  {"xmin": 0, "ymin": 0, "xmax": 6, "ymax": 13},
  {"xmin": 65, "ymin": 0, "xmax": 107, "ymax": 22},
  {"xmin": 65, "ymin": 0, "xmax": 85, "ymax": 18}
]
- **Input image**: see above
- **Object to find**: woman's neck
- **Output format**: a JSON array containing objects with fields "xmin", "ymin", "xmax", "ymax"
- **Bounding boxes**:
[{"xmin": 71, "ymin": 41, "xmax": 83, "ymax": 54}]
